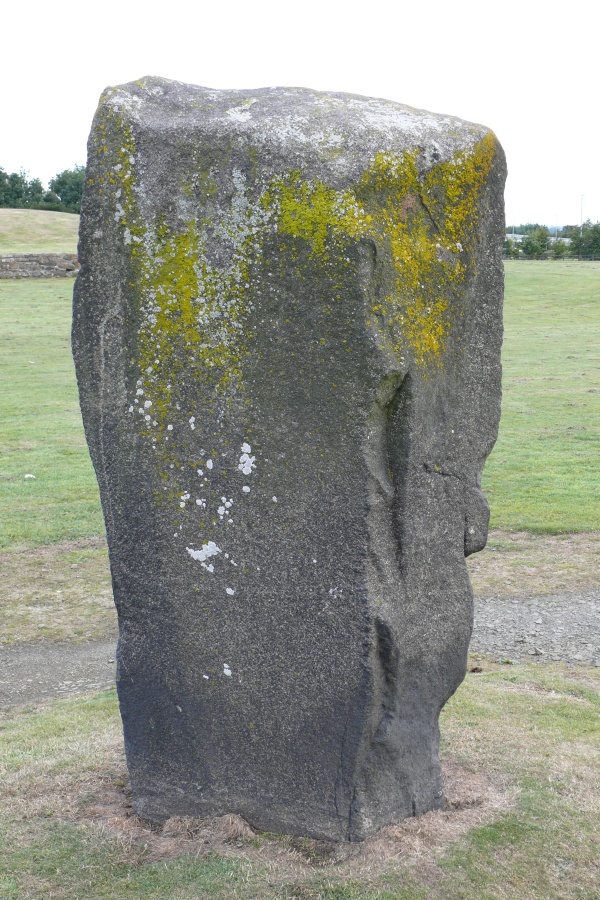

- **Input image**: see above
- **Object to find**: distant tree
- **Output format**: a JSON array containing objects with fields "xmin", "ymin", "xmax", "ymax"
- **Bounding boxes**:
[
  {"xmin": 503, "ymin": 238, "xmax": 520, "ymax": 258},
  {"xmin": 49, "ymin": 166, "xmax": 85, "ymax": 213},
  {"xmin": 521, "ymin": 226, "xmax": 549, "ymax": 258},
  {"xmin": 552, "ymin": 239, "xmax": 567, "ymax": 259},
  {"xmin": 23, "ymin": 177, "xmax": 44, "ymax": 206},
  {"xmin": 521, "ymin": 236, "xmax": 543, "ymax": 258},
  {"xmin": 509, "ymin": 223, "xmax": 543, "ymax": 235},
  {"xmin": 0, "ymin": 168, "xmax": 28, "ymax": 207},
  {"xmin": 0, "ymin": 167, "xmax": 61, "ymax": 209},
  {"xmin": 570, "ymin": 221, "xmax": 600, "ymax": 259}
]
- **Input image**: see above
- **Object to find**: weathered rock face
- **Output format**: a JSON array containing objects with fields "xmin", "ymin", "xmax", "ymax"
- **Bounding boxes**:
[{"xmin": 73, "ymin": 78, "xmax": 505, "ymax": 842}]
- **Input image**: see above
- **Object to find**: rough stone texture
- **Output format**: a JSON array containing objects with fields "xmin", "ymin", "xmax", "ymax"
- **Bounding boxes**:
[
  {"xmin": 73, "ymin": 78, "xmax": 506, "ymax": 842},
  {"xmin": 0, "ymin": 253, "xmax": 80, "ymax": 278}
]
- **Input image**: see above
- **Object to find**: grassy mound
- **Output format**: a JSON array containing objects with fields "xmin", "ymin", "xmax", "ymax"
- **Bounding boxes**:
[{"xmin": 0, "ymin": 209, "xmax": 79, "ymax": 255}]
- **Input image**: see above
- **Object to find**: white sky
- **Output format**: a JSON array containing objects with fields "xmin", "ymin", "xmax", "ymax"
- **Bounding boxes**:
[{"xmin": 2, "ymin": 0, "xmax": 597, "ymax": 227}]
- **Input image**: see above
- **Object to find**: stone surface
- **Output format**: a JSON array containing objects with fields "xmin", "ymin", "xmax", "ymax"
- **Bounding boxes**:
[{"xmin": 73, "ymin": 78, "xmax": 506, "ymax": 841}]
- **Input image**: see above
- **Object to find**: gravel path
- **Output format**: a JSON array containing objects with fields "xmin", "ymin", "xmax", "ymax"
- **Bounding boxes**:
[
  {"xmin": 472, "ymin": 592, "xmax": 600, "ymax": 665},
  {"xmin": 0, "ymin": 640, "xmax": 116, "ymax": 708},
  {"xmin": 1, "ymin": 593, "xmax": 598, "ymax": 708}
]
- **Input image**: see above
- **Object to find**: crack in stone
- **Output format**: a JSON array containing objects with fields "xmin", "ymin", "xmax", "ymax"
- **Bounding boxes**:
[{"xmin": 423, "ymin": 461, "xmax": 463, "ymax": 483}]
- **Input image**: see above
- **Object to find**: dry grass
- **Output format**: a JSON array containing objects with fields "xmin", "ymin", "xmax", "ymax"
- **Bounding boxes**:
[
  {"xmin": 0, "ymin": 537, "xmax": 116, "ymax": 644},
  {"xmin": 468, "ymin": 530, "xmax": 600, "ymax": 597},
  {"xmin": 0, "ymin": 209, "xmax": 79, "ymax": 254}
]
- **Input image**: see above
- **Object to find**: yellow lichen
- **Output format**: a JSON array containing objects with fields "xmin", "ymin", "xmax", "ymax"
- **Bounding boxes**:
[{"xmin": 261, "ymin": 134, "xmax": 497, "ymax": 367}]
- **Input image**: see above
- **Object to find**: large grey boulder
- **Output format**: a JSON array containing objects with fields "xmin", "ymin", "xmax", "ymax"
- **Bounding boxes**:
[{"xmin": 73, "ymin": 78, "xmax": 505, "ymax": 842}]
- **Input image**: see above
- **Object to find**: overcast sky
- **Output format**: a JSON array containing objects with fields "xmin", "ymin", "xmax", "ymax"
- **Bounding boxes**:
[{"xmin": 2, "ymin": 0, "xmax": 597, "ymax": 226}]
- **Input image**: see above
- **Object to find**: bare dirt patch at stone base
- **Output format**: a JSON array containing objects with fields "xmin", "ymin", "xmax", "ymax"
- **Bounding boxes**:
[{"xmin": 72, "ymin": 755, "xmax": 512, "ymax": 884}]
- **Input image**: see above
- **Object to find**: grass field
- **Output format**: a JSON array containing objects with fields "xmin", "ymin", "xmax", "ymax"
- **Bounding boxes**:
[
  {"xmin": 484, "ymin": 261, "xmax": 600, "ymax": 533},
  {"xmin": 0, "ymin": 209, "xmax": 79, "ymax": 254}
]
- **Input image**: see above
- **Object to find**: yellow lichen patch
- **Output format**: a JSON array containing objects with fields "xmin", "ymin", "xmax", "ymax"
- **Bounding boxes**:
[
  {"xmin": 263, "ymin": 173, "xmax": 371, "ymax": 257},
  {"xmin": 261, "ymin": 135, "xmax": 497, "ymax": 368}
]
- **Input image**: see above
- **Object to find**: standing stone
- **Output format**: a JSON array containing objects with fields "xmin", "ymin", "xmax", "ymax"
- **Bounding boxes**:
[{"xmin": 73, "ymin": 78, "xmax": 505, "ymax": 841}]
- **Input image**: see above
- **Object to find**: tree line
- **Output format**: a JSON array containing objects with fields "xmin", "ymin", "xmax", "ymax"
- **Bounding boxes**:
[
  {"xmin": 0, "ymin": 166, "xmax": 85, "ymax": 214},
  {"xmin": 505, "ymin": 222, "xmax": 600, "ymax": 260}
]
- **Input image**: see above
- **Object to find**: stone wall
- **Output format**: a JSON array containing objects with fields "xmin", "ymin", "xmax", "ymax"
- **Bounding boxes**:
[{"xmin": 0, "ymin": 253, "xmax": 80, "ymax": 278}]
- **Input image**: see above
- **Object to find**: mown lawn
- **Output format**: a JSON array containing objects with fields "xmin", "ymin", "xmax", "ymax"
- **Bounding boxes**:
[
  {"xmin": 0, "ymin": 278, "xmax": 103, "ymax": 550},
  {"xmin": 0, "ymin": 209, "xmax": 79, "ymax": 255},
  {"xmin": 484, "ymin": 261, "xmax": 600, "ymax": 532}
]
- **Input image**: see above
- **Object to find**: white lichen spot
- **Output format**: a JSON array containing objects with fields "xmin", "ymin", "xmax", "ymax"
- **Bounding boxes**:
[
  {"xmin": 203, "ymin": 674, "xmax": 209, "ymax": 680},
  {"xmin": 206, "ymin": 459, "xmax": 213, "ymax": 470},
  {"xmin": 238, "ymin": 446, "xmax": 256, "ymax": 475},
  {"xmin": 144, "ymin": 400, "xmax": 152, "ymax": 409},
  {"xmin": 189, "ymin": 416, "xmax": 196, "ymax": 430},
  {"xmin": 272, "ymin": 496, "xmax": 277, "ymax": 502},
  {"xmin": 196, "ymin": 498, "xmax": 206, "ymax": 507},
  {"xmin": 242, "ymin": 486, "xmax": 250, "ymax": 493},
  {"xmin": 223, "ymin": 663, "xmax": 232, "ymax": 676},
  {"xmin": 226, "ymin": 587, "xmax": 235, "ymax": 596},
  {"xmin": 186, "ymin": 541, "xmax": 222, "ymax": 563},
  {"xmin": 167, "ymin": 424, "xmax": 173, "ymax": 431}
]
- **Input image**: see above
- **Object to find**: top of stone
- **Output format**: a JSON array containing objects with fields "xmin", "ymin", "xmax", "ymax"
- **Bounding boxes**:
[{"xmin": 98, "ymin": 77, "xmax": 493, "ymax": 179}]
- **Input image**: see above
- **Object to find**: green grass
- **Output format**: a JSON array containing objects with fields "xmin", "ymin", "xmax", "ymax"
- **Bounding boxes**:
[
  {"xmin": 0, "ymin": 279, "xmax": 103, "ymax": 549},
  {"xmin": 0, "ymin": 208, "xmax": 79, "ymax": 254},
  {"xmin": 1, "ymin": 662, "xmax": 598, "ymax": 897},
  {"xmin": 483, "ymin": 261, "xmax": 600, "ymax": 532}
]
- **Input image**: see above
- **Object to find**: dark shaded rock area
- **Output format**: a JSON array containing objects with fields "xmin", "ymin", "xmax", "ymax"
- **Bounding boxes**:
[
  {"xmin": 73, "ymin": 78, "xmax": 506, "ymax": 841},
  {"xmin": 0, "ymin": 253, "xmax": 80, "ymax": 278}
]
